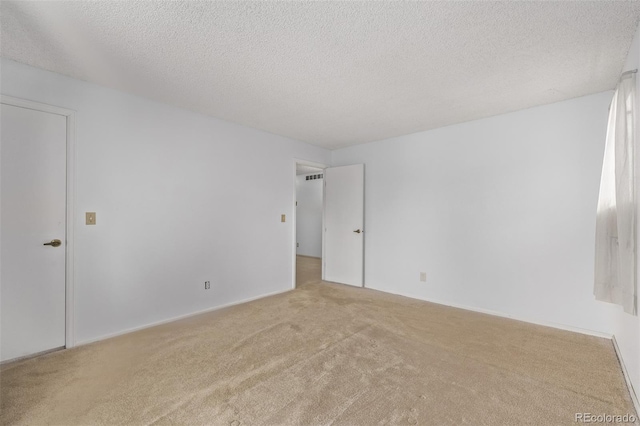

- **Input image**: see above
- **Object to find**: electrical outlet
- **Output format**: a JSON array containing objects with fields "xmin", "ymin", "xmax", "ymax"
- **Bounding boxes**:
[
  {"xmin": 205, "ymin": 281, "xmax": 210, "ymax": 290},
  {"xmin": 420, "ymin": 272, "xmax": 427, "ymax": 282}
]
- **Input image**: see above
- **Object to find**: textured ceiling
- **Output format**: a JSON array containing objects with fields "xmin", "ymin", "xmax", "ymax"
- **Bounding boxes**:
[
  {"xmin": 2, "ymin": 1, "xmax": 640, "ymax": 149},
  {"xmin": 296, "ymin": 165, "xmax": 324, "ymax": 176}
]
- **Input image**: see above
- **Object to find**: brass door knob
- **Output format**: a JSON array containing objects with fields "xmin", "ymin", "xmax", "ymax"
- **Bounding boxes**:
[
  {"xmin": 43, "ymin": 239, "xmax": 62, "ymax": 247},
  {"xmin": 353, "ymin": 229, "xmax": 362, "ymax": 234}
]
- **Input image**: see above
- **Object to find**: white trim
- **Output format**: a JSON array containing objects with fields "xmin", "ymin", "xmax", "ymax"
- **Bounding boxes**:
[
  {"xmin": 0, "ymin": 95, "xmax": 75, "ymax": 117},
  {"xmin": 65, "ymin": 112, "xmax": 76, "ymax": 348},
  {"xmin": 75, "ymin": 288, "xmax": 293, "ymax": 346},
  {"xmin": 0, "ymin": 346, "xmax": 65, "ymax": 367},
  {"xmin": 292, "ymin": 158, "xmax": 328, "ymax": 289},
  {"xmin": 322, "ymin": 171, "xmax": 326, "ymax": 282},
  {"xmin": 612, "ymin": 336, "xmax": 640, "ymax": 416},
  {"xmin": 0, "ymin": 95, "xmax": 77, "ymax": 349},
  {"xmin": 368, "ymin": 285, "xmax": 613, "ymax": 338}
]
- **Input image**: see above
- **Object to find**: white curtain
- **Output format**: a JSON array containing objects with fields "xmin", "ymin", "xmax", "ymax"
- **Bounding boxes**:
[{"xmin": 594, "ymin": 73, "xmax": 637, "ymax": 315}]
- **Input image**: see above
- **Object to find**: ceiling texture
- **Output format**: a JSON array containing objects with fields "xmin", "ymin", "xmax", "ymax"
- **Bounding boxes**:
[
  {"xmin": 296, "ymin": 165, "xmax": 324, "ymax": 176},
  {"xmin": 2, "ymin": 1, "xmax": 640, "ymax": 150}
]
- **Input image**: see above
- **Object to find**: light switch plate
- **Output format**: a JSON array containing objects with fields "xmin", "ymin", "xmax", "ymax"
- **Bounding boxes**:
[{"xmin": 86, "ymin": 212, "xmax": 96, "ymax": 225}]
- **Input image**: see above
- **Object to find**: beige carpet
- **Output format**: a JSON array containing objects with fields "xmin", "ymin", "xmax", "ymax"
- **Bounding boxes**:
[{"xmin": 1, "ymin": 256, "xmax": 636, "ymax": 425}]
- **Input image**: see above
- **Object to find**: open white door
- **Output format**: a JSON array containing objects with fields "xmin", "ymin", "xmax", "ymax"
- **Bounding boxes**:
[{"xmin": 323, "ymin": 164, "xmax": 364, "ymax": 287}]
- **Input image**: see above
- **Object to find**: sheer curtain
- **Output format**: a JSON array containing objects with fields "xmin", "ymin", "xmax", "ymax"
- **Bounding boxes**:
[{"xmin": 594, "ymin": 73, "xmax": 637, "ymax": 315}]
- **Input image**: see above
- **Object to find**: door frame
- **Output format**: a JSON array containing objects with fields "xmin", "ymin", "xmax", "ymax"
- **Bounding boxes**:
[
  {"xmin": 1, "ymin": 95, "xmax": 77, "ymax": 350},
  {"xmin": 292, "ymin": 158, "xmax": 328, "ymax": 289}
]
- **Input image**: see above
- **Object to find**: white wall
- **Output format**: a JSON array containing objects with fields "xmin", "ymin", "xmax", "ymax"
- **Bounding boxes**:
[
  {"xmin": 1, "ymin": 59, "xmax": 331, "ymax": 344},
  {"xmin": 296, "ymin": 174, "xmax": 323, "ymax": 258},
  {"xmin": 333, "ymin": 92, "xmax": 623, "ymax": 335},
  {"xmin": 611, "ymin": 21, "xmax": 640, "ymax": 404}
]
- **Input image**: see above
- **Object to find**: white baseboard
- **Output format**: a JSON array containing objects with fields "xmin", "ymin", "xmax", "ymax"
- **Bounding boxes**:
[
  {"xmin": 1, "ymin": 346, "xmax": 65, "ymax": 366},
  {"xmin": 75, "ymin": 288, "xmax": 293, "ymax": 347},
  {"xmin": 612, "ymin": 336, "xmax": 640, "ymax": 416},
  {"xmin": 367, "ymin": 286, "xmax": 612, "ymax": 339}
]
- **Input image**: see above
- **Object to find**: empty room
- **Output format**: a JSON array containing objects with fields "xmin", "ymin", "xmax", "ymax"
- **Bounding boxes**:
[{"xmin": 1, "ymin": 1, "xmax": 640, "ymax": 425}]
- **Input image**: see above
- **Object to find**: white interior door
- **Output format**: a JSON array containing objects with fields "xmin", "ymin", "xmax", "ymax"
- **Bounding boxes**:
[
  {"xmin": 1, "ymin": 103, "xmax": 67, "ymax": 362},
  {"xmin": 323, "ymin": 164, "xmax": 364, "ymax": 287}
]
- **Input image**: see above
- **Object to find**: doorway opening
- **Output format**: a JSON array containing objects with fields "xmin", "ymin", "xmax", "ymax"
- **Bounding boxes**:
[{"xmin": 293, "ymin": 160, "xmax": 327, "ymax": 288}]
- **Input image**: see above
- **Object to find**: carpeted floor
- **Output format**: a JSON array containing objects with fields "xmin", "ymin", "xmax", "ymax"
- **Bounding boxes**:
[{"xmin": 0, "ymin": 256, "xmax": 636, "ymax": 425}]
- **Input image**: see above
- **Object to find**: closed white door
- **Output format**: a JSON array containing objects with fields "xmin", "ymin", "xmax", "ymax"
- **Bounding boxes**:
[
  {"xmin": 323, "ymin": 164, "xmax": 364, "ymax": 287},
  {"xmin": 1, "ymin": 103, "xmax": 67, "ymax": 362}
]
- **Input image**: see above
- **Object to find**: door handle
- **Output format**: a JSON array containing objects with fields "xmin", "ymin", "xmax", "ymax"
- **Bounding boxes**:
[
  {"xmin": 43, "ymin": 239, "xmax": 62, "ymax": 247},
  {"xmin": 353, "ymin": 229, "xmax": 362, "ymax": 234}
]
